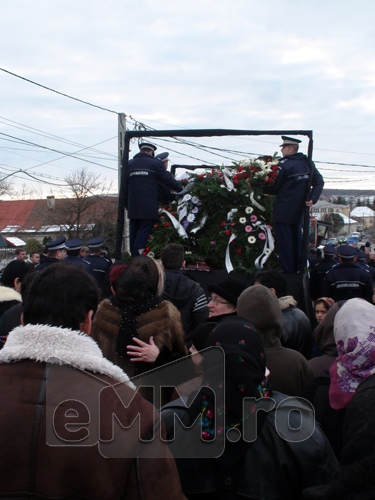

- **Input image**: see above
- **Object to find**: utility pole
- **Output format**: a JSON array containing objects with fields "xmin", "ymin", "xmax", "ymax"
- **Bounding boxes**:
[{"xmin": 118, "ymin": 113, "xmax": 130, "ymax": 253}]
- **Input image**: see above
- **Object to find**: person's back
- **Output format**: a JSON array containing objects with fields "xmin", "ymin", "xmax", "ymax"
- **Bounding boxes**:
[
  {"xmin": 0, "ymin": 264, "xmax": 185, "ymax": 499},
  {"xmin": 161, "ymin": 244, "xmax": 208, "ymax": 345},
  {"xmin": 237, "ymin": 284, "xmax": 315, "ymax": 396}
]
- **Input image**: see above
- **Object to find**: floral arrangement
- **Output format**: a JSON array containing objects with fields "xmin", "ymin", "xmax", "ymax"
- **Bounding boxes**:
[{"xmin": 146, "ymin": 154, "xmax": 280, "ymax": 273}]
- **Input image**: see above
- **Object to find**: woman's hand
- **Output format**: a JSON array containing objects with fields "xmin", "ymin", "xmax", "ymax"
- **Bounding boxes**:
[{"xmin": 127, "ymin": 336, "xmax": 160, "ymax": 363}]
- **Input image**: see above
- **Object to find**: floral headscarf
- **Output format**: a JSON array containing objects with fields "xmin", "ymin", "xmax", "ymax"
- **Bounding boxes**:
[
  {"xmin": 199, "ymin": 316, "xmax": 271, "ymax": 440},
  {"xmin": 329, "ymin": 298, "xmax": 375, "ymax": 409}
]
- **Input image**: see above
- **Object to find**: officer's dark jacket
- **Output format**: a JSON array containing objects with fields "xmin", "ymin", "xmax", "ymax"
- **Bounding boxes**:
[
  {"xmin": 123, "ymin": 153, "xmax": 182, "ymax": 220},
  {"xmin": 321, "ymin": 262, "xmax": 373, "ymax": 303},
  {"xmin": 264, "ymin": 153, "xmax": 324, "ymax": 224},
  {"xmin": 310, "ymin": 257, "xmax": 337, "ymax": 300},
  {"xmin": 85, "ymin": 254, "xmax": 111, "ymax": 287}
]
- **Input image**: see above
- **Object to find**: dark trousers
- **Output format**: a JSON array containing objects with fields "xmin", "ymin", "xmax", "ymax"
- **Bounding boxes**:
[
  {"xmin": 274, "ymin": 222, "xmax": 302, "ymax": 273},
  {"xmin": 129, "ymin": 219, "xmax": 155, "ymax": 257}
]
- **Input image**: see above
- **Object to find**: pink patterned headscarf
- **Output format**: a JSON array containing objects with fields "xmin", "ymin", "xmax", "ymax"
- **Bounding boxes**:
[{"xmin": 329, "ymin": 298, "xmax": 375, "ymax": 410}]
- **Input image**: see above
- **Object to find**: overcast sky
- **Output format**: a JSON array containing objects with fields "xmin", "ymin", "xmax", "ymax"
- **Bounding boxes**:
[{"xmin": 1, "ymin": 0, "xmax": 375, "ymax": 198}]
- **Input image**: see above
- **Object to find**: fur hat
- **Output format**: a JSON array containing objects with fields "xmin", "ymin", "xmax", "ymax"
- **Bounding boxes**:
[
  {"xmin": 237, "ymin": 285, "xmax": 283, "ymax": 332},
  {"xmin": 207, "ymin": 277, "xmax": 248, "ymax": 306}
]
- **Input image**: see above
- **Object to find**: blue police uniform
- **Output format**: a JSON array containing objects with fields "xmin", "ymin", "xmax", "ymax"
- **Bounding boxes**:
[
  {"xmin": 264, "ymin": 152, "xmax": 324, "ymax": 273},
  {"xmin": 84, "ymin": 237, "xmax": 111, "ymax": 288},
  {"xmin": 309, "ymin": 245, "xmax": 337, "ymax": 300},
  {"xmin": 321, "ymin": 246, "xmax": 373, "ymax": 303},
  {"xmin": 36, "ymin": 237, "xmax": 66, "ymax": 271},
  {"xmin": 65, "ymin": 239, "xmax": 92, "ymax": 273},
  {"xmin": 123, "ymin": 152, "xmax": 183, "ymax": 256}
]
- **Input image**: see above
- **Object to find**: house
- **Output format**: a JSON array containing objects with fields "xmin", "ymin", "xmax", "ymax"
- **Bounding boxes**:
[
  {"xmin": 350, "ymin": 206, "xmax": 375, "ymax": 229},
  {"xmin": 0, "ymin": 195, "xmax": 118, "ymax": 246}
]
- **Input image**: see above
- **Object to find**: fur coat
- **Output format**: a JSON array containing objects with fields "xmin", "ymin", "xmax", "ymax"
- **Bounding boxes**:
[{"xmin": 91, "ymin": 298, "xmax": 187, "ymax": 377}]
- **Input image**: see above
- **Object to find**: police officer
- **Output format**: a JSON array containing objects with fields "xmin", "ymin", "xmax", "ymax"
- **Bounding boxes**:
[
  {"xmin": 65, "ymin": 239, "xmax": 92, "ymax": 274},
  {"xmin": 357, "ymin": 251, "xmax": 375, "ymax": 280},
  {"xmin": 321, "ymin": 245, "xmax": 373, "ymax": 303},
  {"xmin": 155, "ymin": 152, "xmax": 177, "ymax": 205},
  {"xmin": 123, "ymin": 142, "xmax": 183, "ymax": 257},
  {"xmin": 84, "ymin": 237, "xmax": 111, "ymax": 288},
  {"xmin": 309, "ymin": 245, "xmax": 337, "ymax": 300},
  {"xmin": 36, "ymin": 237, "xmax": 67, "ymax": 270},
  {"xmin": 264, "ymin": 136, "xmax": 324, "ymax": 273}
]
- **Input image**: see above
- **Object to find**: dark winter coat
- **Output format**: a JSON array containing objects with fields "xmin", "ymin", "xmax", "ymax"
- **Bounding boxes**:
[
  {"xmin": 162, "ymin": 392, "xmax": 338, "ymax": 500},
  {"xmin": 264, "ymin": 153, "xmax": 324, "ymax": 224},
  {"xmin": 0, "ymin": 324, "xmax": 185, "ymax": 500},
  {"xmin": 279, "ymin": 295, "xmax": 313, "ymax": 359},
  {"xmin": 162, "ymin": 270, "xmax": 209, "ymax": 345},
  {"xmin": 124, "ymin": 152, "xmax": 183, "ymax": 220}
]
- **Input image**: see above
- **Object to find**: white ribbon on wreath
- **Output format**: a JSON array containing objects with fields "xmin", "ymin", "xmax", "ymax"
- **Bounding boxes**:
[
  {"xmin": 225, "ymin": 233, "xmax": 237, "ymax": 273},
  {"xmin": 178, "ymin": 204, "xmax": 188, "ymax": 222},
  {"xmin": 190, "ymin": 215, "xmax": 208, "ymax": 234},
  {"xmin": 159, "ymin": 209, "xmax": 188, "ymax": 239},
  {"xmin": 254, "ymin": 224, "xmax": 275, "ymax": 269},
  {"xmin": 223, "ymin": 168, "xmax": 235, "ymax": 192},
  {"xmin": 250, "ymin": 191, "xmax": 266, "ymax": 212}
]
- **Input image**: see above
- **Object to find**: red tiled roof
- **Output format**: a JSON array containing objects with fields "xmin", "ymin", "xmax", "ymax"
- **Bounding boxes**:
[{"xmin": 0, "ymin": 200, "xmax": 37, "ymax": 231}]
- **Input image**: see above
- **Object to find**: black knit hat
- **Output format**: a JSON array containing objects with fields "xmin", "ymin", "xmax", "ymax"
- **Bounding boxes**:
[{"xmin": 208, "ymin": 277, "xmax": 248, "ymax": 306}]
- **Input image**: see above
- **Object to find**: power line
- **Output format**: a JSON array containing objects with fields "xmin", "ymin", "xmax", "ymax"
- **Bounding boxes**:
[{"xmin": 0, "ymin": 67, "xmax": 119, "ymax": 115}]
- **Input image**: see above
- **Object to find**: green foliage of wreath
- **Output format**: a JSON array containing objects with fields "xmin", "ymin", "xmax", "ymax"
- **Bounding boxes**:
[{"xmin": 147, "ymin": 154, "xmax": 281, "ymax": 273}]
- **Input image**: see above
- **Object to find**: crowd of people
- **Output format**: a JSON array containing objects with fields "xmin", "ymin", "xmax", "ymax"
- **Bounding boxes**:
[{"xmin": 0, "ymin": 234, "xmax": 374, "ymax": 499}]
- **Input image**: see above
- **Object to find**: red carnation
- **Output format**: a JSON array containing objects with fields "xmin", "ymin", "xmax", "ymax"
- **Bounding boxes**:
[
  {"xmin": 268, "ymin": 178, "xmax": 274, "ymax": 184},
  {"xmin": 199, "ymin": 174, "xmax": 205, "ymax": 178},
  {"xmin": 237, "ymin": 248, "xmax": 242, "ymax": 254},
  {"xmin": 145, "ymin": 247, "xmax": 149, "ymax": 251},
  {"xmin": 164, "ymin": 222, "xmax": 170, "ymax": 227},
  {"xmin": 154, "ymin": 224, "xmax": 159, "ymax": 228},
  {"xmin": 237, "ymin": 166, "xmax": 243, "ymax": 172},
  {"xmin": 220, "ymin": 221, "xmax": 226, "ymax": 226},
  {"xmin": 272, "ymin": 165, "xmax": 278, "ymax": 171},
  {"xmin": 225, "ymin": 230, "xmax": 230, "ymax": 235},
  {"xmin": 233, "ymin": 179, "xmax": 239, "ymax": 184}
]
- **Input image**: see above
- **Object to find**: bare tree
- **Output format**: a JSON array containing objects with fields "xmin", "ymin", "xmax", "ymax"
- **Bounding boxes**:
[
  {"xmin": 0, "ymin": 171, "xmax": 13, "ymax": 198},
  {"xmin": 53, "ymin": 167, "xmax": 114, "ymax": 240}
]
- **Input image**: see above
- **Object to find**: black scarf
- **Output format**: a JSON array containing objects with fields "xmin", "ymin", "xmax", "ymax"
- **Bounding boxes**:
[{"xmin": 110, "ymin": 293, "xmax": 162, "ymax": 356}]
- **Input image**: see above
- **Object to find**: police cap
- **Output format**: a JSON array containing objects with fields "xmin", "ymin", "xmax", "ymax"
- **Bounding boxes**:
[
  {"xmin": 65, "ymin": 239, "xmax": 83, "ymax": 251},
  {"xmin": 87, "ymin": 237, "xmax": 105, "ymax": 248},
  {"xmin": 139, "ymin": 142, "xmax": 157, "ymax": 152},
  {"xmin": 155, "ymin": 152, "xmax": 169, "ymax": 162},
  {"xmin": 279, "ymin": 136, "xmax": 302, "ymax": 147},
  {"xmin": 323, "ymin": 245, "xmax": 337, "ymax": 256},
  {"xmin": 337, "ymin": 245, "xmax": 357, "ymax": 259},
  {"xmin": 45, "ymin": 237, "xmax": 66, "ymax": 251}
]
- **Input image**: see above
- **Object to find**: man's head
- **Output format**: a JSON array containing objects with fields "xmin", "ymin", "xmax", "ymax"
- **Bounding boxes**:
[
  {"xmin": 79, "ymin": 246, "xmax": 90, "ymax": 258},
  {"xmin": 29, "ymin": 252, "xmax": 40, "ymax": 265},
  {"xmin": 1, "ymin": 260, "xmax": 33, "ymax": 291},
  {"xmin": 337, "ymin": 245, "xmax": 357, "ymax": 263},
  {"xmin": 86, "ymin": 237, "xmax": 105, "ymax": 255},
  {"xmin": 23, "ymin": 264, "xmax": 99, "ymax": 333},
  {"xmin": 323, "ymin": 245, "xmax": 337, "ymax": 259},
  {"xmin": 15, "ymin": 248, "xmax": 27, "ymax": 261},
  {"xmin": 45, "ymin": 237, "xmax": 67, "ymax": 261},
  {"xmin": 161, "ymin": 243, "xmax": 185, "ymax": 270},
  {"xmin": 253, "ymin": 270, "xmax": 287, "ymax": 298},
  {"xmin": 207, "ymin": 277, "xmax": 248, "ymax": 318},
  {"xmin": 66, "ymin": 239, "xmax": 83, "ymax": 257},
  {"xmin": 279, "ymin": 136, "xmax": 301, "ymax": 157},
  {"xmin": 155, "ymin": 152, "xmax": 169, "ymax": 169},
  {"xmin": 139, "ymin": 142, "xmax": 157, "ymax": 157}
]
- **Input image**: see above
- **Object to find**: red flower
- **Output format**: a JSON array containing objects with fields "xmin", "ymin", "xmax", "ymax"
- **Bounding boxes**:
[
  {"xmin": 220, "ymin": 221, "xmax": 226, "ymax": 226},
  {"xmin": 231, "ymin": 222, "xmax": 236, "ymax": 226},
  {"xmin": 218, "ymin": 172, "xmax": 222, "ymax": 177},
  {"xmin": 148, "ymin": 236, "xmax": 152, "ymax": 240},
  {"xmin": 171, "ymin": 212, "xmax": 175, "ymax": 216},
  {"xmin": 142, "ymin": 252, "xmax": 147, "ymax": 256},
  {"xmin": 164, "ymin": 222, "xmax": 170, "ymax": 227},
  {"xmin": 154, "ymin": 224, "xmax": 159, "ymax": 228},
  {"xmin": 237, "ymin": 248, "xmax": 242, "ymax": 254},
  {"xmin": 237, "ymin": 166, "xmax": 243, "ymax": 173},
  {"xmin": 233, "ymin": 179, "xmax": 239, "ymax": 184},
  {"xmin": 225, "ymin": 230, "xmax": 230, "ymax": 235},
  {"xmin": 162, "ymin": 206, "xmax": 166, "ymax": 210},
  {"xmin": 145, "ymin": 247, "xmax": 149, "ymax": 251},
  {"xmin": 268, "ymin": 178, "xmax": 274, "ymax": 184},
  {"xmin": 208, "ymin": 174, "xmax": 213, "ymax": 177},
  {"xmin": 272, "ymin": 164, "xmax": 278, "ymax": 171},
  {"xmin": 199, "ymin": 174, "xmax": 205, "ymax": 178},
  {"xmin": 251, "ymin": 166, "xmax": 257, "ymax": 171}
]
